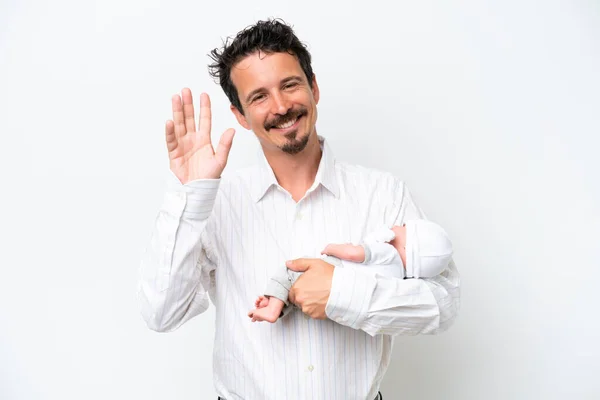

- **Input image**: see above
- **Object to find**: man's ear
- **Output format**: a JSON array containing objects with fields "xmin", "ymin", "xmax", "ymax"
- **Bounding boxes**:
[
  {"xmin": 311, "ymin": 74, "xmax": 320, "ymax": 105},
  {"xmin": 230, "ymin": 104, "xmax": 250, "ymax": 130}
]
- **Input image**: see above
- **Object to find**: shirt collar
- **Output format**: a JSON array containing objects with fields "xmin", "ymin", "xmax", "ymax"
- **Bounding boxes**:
[{"xmin": 250, "ymin": 135, "xmax": 340, "ymax": 203}]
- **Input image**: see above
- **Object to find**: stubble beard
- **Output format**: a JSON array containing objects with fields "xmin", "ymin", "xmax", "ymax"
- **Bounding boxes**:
[{"xmin": 280, "ymin": 130, "xmax": 310, "ymax": 155}]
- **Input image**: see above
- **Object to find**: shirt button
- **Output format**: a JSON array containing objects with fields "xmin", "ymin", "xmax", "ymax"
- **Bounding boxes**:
[
  {"xmin": 296, "ymin": 213, "xmax": 304, "ymax": 220},
  {"xmin": 308, "ymin": 365, "xmax": 314, "ymax": 372}
]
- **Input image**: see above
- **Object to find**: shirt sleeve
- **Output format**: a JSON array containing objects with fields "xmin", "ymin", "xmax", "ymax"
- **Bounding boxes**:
[
  {"xmin": 137, "ymin": 170, "xmax": 220, "ymax": 332},
  {"xmin": 325, "ymin": 181, "xmax": 460, "ymax": 336}
]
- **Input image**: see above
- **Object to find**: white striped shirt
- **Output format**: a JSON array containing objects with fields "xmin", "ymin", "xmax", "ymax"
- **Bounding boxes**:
[{"xmin": 138, "ymin": 137, "xmax": 460, "ymax": 400}]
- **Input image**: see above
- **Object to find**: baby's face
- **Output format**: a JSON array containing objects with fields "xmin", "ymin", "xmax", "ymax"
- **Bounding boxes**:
[{"xmin": 390, "ymin": 225, "xmax": 407, "ymax": 251}]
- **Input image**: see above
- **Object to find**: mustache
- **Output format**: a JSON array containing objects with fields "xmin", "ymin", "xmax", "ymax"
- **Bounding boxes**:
[{"xmin": 265, "ymin": 107, "xmax": 308, "ymax": 130}]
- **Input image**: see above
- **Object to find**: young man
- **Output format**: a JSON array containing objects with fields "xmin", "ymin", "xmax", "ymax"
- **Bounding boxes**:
[{"xmin": 138, "ymin": 19, "xmax": 460, "ymax": 400}]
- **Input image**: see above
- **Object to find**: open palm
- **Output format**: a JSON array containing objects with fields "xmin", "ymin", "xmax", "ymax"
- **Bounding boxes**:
[{"xmin": 166, "ymin": 88, "xmax": 235, "ymax": 184}]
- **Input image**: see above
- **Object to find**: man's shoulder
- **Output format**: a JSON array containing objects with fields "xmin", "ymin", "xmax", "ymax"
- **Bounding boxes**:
[
  {"xmin": 335, "ymin": 160, "xmax": 406, "ymax": 191},
  {"xmin": 335, "ymin": 160, "xmax": 396, "ymax": 177}
]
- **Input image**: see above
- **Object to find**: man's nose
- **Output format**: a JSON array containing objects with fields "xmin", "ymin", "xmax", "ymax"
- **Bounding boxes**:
[{"xmin": 271, "ymin": 91, "xmax": 291, "ymax": 115}]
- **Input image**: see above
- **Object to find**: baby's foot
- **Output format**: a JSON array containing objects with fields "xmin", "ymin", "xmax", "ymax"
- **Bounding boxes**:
[
  {"xmin": 248, "ymin": 297, "xmax": 285, "ymax": 323},
  {"xmin": 254, "ymin": 295, "xmax": 269, "ymax": 309}
]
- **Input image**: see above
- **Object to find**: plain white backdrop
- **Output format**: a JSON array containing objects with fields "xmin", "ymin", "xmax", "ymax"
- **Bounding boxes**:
[{"xmin": 1, "ymin": 0, "xmax": 599, "ymax": 399}]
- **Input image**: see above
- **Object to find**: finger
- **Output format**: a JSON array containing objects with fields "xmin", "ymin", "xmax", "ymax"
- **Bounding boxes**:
[
  {"xmin": 286, "ymin": 258, "xmax": 321, "ymax": 272},
  {"xmin": 215, "ymin": 128, "xmax": 236, "ymax": 166},
  {"xmin": 171, "ymin": 94, "xmax": 185, "ymax": 138},
  {"xmin": 198, "ymin": 93, "xmax": 212, "ymax": 142},
  {"xmin": 165, "ymin": 120, "xmax": 177, "ymax": 153},
  {"xmin": 182, "ymin": 88, "xmax": 196, "ymax": 134}
]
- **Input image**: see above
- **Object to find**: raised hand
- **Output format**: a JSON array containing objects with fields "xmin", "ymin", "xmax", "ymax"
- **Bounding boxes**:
[{"xmin": 165, "ymin": 88, "xmax": 236, "ymax": 184}]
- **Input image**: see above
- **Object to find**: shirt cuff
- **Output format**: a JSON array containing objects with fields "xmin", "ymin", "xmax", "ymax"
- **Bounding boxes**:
[
  {"xmin": 325, "ymin": 266, "xmax": 377, "ymax": 330},
  {"xmin": 166, "ymin": 170, "xmax": 220, "ymax": 220}
]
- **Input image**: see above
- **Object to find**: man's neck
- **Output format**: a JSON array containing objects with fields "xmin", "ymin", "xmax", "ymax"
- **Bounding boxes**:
[{"xmin": 263, "ymin": 134, "xmax": 322, "ymax": 202}]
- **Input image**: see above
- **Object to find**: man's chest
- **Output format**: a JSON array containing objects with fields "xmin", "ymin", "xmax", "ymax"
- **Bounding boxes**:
[{"xmin": 211, "ymin": 187, "xmax": 393, "ymax": 287}]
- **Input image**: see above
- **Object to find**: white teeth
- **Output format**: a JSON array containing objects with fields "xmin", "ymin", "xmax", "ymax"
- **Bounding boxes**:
[{"xmin": 275, "ymin": 117, "xmax": 298, "ymax": 129}]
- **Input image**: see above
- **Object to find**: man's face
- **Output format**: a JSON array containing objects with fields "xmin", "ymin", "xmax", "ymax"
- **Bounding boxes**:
[{"xmin": 230, "ymin": 51, "xmax": 320, "ymax": 155}]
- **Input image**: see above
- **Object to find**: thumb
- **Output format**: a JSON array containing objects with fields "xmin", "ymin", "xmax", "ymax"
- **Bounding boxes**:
[
  {"xmin": 286, "ymin": 258, "xmax": 312, "ymax": 272},
  {"xmin": 215, "ymin": 128, "xmax": 236, "ymax": 165}
]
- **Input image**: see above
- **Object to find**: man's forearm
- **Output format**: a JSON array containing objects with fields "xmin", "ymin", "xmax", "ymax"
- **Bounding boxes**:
[
  {"xmin": 137, "ymin": 174, "xmax": 220, "ymax": 332},
  {"xmin": 325, "ymin": 259, "xmax": 460, "ymax": 336}
]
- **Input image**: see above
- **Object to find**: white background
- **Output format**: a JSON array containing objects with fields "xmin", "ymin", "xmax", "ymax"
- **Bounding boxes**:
[{"xmin": 1, "ymin": 0, "xmax": 599, "ymax": 399}]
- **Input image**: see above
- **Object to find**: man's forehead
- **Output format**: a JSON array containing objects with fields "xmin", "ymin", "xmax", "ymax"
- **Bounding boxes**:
[{"xmin": 231, "ymin": 52, "xmax": 303, "ymax": 90}]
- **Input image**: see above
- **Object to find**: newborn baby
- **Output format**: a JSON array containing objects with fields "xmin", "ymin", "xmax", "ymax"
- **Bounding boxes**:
[{"xmin": 248, "ymin": 219, "xmax": 453, "ymax": 323}]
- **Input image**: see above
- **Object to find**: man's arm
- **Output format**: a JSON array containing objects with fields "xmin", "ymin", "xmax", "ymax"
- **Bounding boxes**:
[
  {"xmin": 138, "ymin": 174, "xmax": 219, "ymax": 332},
  {"xmin": 289, "ymin": 181, "xmax": 460, "ymax": 336},
  {"xmin": 138, "ymin": 89, "xmax": 234, "ymax": 332},
  {"xmin": 325, "ymin": 181, "xmax": 460, "ymax": 336}
]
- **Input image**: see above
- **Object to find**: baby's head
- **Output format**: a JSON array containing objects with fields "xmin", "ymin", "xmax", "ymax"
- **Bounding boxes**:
[{"xmin": 391, "ymin": 220, "xmax": 453, "ymax": 278}]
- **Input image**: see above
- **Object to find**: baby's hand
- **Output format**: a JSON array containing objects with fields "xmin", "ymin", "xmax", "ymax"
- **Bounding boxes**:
[{"xmin": 322, "ymin": 243, "xmax": 366, "ymax": 263}]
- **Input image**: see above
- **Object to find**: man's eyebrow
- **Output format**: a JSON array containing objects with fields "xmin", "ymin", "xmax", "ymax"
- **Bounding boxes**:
[
  {"xmin": 245, "ymin": 87, "xmax": 266, "ymax": 104},
  {"xmin": 244, "ymin": 76, "xmax": 305, "ymax": 103},
  {"xmin": 281, "ymin": 76, "xmax": 303, "ymax": 85}
]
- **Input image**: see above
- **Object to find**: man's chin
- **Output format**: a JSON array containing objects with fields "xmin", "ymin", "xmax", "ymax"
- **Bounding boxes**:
[{"xmin": 280, "ymin": 132, "xmax": 310, "ymax": 155}]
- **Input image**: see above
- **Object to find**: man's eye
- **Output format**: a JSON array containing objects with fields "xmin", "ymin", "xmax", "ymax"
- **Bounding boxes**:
[
  {"xmin": 284, "ymin": 83, "xmax": 298, "ymax": 90},
  {"xmin": 253, "ymin": 94, "xmax": 266, "ymax": 102}
]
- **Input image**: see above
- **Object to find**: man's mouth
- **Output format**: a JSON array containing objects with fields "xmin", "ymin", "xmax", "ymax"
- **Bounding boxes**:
[
  {"xmin": 273, "ymin": 116, "xmax": 301, "ymax": 130},
  {"xmin": 266, "ymin": 108, "xmax": 307, "ymax": 131}
]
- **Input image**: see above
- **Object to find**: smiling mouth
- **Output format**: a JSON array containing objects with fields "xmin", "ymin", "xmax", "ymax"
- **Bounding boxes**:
[{"xmin": 271, "ymin": 115, "xmax": 301, "ymax": 131}]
